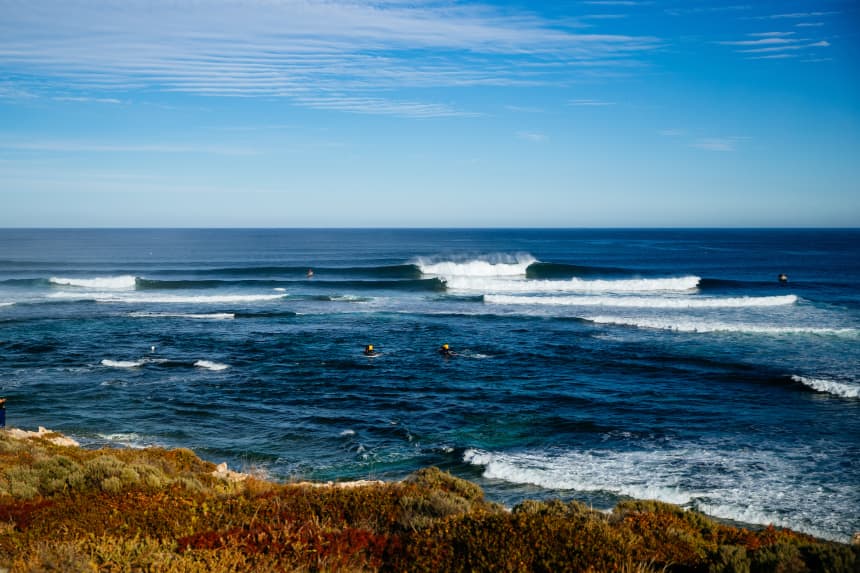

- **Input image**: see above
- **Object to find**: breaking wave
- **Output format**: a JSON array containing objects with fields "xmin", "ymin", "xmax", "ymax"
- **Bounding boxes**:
[
  {"xmin": 50, "ymin": 275, "xmax": 137, "ymax": 289},
  {"xmin": 101, "ymin": 359, "xmax": 144, "ymax": 368},
  {"xmin": 48, "ymin": 292, "xmax": 286, "ymax": 304},
  {"xmin": 129, "ymin": 312, "xmax": 236, "ymax": 320},
  {"xmin": 792, "ymin": 375, "xmax": 859, "ymax": 398},
  {"xmin": 417, "ymin": 254, "xmax": 537, "ymax": 277},
  {"xmin": 485, "ymin": 294, "xmax": 797, "ymax": 308},
  {"xmin": 447, "ymin": 276, "xmax": 701, "ymax": 293},
  {"xmin": 194, "ymin": 360, "xmax": 230, "ymax": 371},
  {"xmin": 463, "ymin": 445, "xmax": 853, "ymax": 542},
  {"xmin": 585, "ymin": 316, "xmax": 857, "ymax": 336}
]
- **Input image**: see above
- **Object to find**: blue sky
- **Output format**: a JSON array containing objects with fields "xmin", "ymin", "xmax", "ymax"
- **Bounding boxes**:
[{"xmin": 1, "ymin": 0, "xmax": 858, "ymax": 227}]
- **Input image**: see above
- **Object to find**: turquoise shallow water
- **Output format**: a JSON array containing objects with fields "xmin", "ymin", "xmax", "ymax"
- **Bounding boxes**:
[{"xmin": 0, "ymin": 228, "xmax": 858, "ymax": 542}]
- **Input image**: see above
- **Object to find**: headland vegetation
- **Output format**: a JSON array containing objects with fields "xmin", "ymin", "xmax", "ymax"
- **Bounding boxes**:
[{"xmin": 0, "ymin": 427, "xmax": 856, "ymax": 572}]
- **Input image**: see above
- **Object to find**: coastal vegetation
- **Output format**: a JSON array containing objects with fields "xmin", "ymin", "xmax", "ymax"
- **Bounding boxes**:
[{"xmin": 0, "ymin": 430, "xmax": 856, "ymax": 572}]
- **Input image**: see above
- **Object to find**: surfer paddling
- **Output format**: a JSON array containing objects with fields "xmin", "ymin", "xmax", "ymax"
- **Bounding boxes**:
[
  {"xmin": 438, "ymin": 343, "xmax": 454, "ymax": 357},
  {"xmin": 363, "ymin": 344, "xmax": 379, "ymax": 357}
]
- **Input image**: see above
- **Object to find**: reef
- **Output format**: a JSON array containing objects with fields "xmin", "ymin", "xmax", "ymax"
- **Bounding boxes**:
[{"xmin": 0, "ymin": 428, "xmax": 856, "ymax": 572}]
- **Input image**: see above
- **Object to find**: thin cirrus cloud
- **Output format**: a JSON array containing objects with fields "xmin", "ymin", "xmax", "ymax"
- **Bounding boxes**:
[
  {"xmin": 692, "ymin": 138, "xmax": 742, "ymax": 152},
  {"xmin": 0, "ymin": 0, "xmax": 660, "ymax": 118}
]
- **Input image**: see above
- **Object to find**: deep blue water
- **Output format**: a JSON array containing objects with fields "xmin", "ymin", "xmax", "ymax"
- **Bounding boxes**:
[{"xmin": 1, "ymin": 228, "xmax": 858, "ymax": 542}]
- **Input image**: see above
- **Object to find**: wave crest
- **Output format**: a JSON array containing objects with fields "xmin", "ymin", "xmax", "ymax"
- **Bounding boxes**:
[
  {"xmin": 101, "ymin": 359, "xmax": 144, "ymax": 368},
  {"xmin": 449, "ymin": 275, "xmax": 700, "ymax": 293},
  {"xmin": 586, "ymin": 316, "xmax": 857, "ymax": 336},
  {"xmin": 792, "ymin": 375, "xmax": 859, "ymax": 398},
  {"xmin": 485, "ymin": 294, "xmax": 797, "ymax": 308},
  {"xmin": 194, "ymin": 360, "xmax": 230, "ymax": 371},
  {"xmin": 50, "ymin": 275, "xmax": 137, "ymax": 289},
  {"xmin": 416, "ymin": 253, "xmax": 537, "ymax": 277}
]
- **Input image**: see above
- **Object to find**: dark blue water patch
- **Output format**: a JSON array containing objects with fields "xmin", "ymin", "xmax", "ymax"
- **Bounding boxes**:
[{"xmin": 526, "ymin": 261, "xmax": 634, "ymax": 279}]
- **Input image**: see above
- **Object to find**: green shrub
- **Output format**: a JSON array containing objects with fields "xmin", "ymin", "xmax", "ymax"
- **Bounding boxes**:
[
  {"xmin": 710, "ymin": 545, "xmax": 751, "ymax": 573},
  {"xmin": 751, "ymin": 542, "xmax": 808, "ymax": 573}
]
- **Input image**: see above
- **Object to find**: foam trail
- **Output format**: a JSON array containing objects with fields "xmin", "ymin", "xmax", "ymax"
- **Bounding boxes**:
[
  {"xmin": 447, "ymin": 276, "xmax": 700, "ymax": 293},
  {"xmin": 792, "ymin": 375, "xmax": 859, "ymax": 398},
  {"xmin": 485, "ymin": 294, "xmax": 797, "ymax": 308},
  {"xmin": 194, "ymin": 360, "xmax": 230, "ymax": 371},
  {"xmin": 49, "ymin": 292, "xmax": 286, "ymax": 304},
  {"xmin": 50, "ymin": 275, "xmax": 137, "ymax": 289},
  {"xmin": 586, "ymin": 316, "xmax": 857, "ymax": 336},
  {"xmin": 97, "ymin": 433, "xmax": 154, "ymax": 449},
  {"xmin": 101, "ymin": 359, "xmax": 144, "ymax": 368},
  {"xmin": 417, "ymin": 254, "xmax": 536, "ymax": 277},
  {"xmin": 0, "ymin": 302, "xmax": 14, "ymax": 307},
  {"xmin": 463, "ymin": 446, "xmax": 854, "ymax": 542},
  {"xmin": 129, "ymin": 312, "xmax": 235, "ymax": 320}
]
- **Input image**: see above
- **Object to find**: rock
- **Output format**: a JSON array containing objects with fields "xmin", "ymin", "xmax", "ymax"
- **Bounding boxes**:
[
  {"xmin": 3, "ymin": 426, "xmax": 80, "ymax": 447},
  {"xmin": 212, "ymin": 461, "xmax": 249, "ymax": 483}
]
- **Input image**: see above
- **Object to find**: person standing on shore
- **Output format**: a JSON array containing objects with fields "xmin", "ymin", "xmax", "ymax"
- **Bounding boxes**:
[{"xmin": 0, "ymin": 397, "xmax": 6, "ymax": 429}]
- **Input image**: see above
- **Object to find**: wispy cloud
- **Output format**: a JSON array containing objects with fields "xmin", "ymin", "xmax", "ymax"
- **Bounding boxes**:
[
  {"xmin": 53, "ymin": 96, "xmax": 123, "ymax": 104},
  {"xmin": 0, "ymin": 0, "xmax": 661, "ymax": 118},
  {"xmin": 692, "ymin": 137, "xmax": 742, "ymax": 152},
  {"xmin": 517, "ymin": 131, "xmax": 548, "ymax": 143},
  {"xmin": 569, "ymin": 99, "xmax": 616, "ymax": 106},
  {"xmin": 766, "ymin": 11, "xmax": 839, "ymax": 19},
  {"xmin": 0, "ymin": 139, "xmax": 257, "ymax": 156},
  {"xmin": 796, "ymin": 22, "xmax": 824, "ymax": 28}
]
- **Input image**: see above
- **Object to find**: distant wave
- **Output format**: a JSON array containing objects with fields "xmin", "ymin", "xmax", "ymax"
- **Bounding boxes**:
[
  {"xmin": 448, "ymin": 275, "xmax": 700, "ymax": 294},
  {"xmin": 50, "ymin": 275, "xmax": 137, "ymax": 289},
  {"xmin": 101, "ymin": 359, "xmax": 144, "ymax": 368},
  {"xmin": 49, "ymin": 292, "xmax": 286, "ymax": 304},
  {"xmin": 485, "ymin": 294, "xmax": 797, "ymax": 308},
  {"xmin": 129, "ymin": 312, "xmax": 236, "ymax": 320},
  {"xmin": 194, "ymin": 360, "xmax": 230, "ymax": 371},
  {"xmin": 463, "ymin": 445, "xmax": 851, "ymax": 543},
  {"xmin": 526, "ymin": 262, "xmax": 632, "ymax": 279},
  {"xmin": 585, "ymin": 316, "xmax": 856, "ymax": 336},
  {"xmin": 156, "ymin": 264, "xmax": 422, "ymax": 279},
  {"xmin": 417, "ymin": 253, "xmax": 537, "ymax": 277},
  {"xmin": 792, "ymin": 375, "xmax": 859, "ymax": 398}
]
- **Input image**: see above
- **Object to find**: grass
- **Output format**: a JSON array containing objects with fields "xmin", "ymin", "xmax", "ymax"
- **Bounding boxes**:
[{"xmin": 0, "ymin": 430, "xmax": 856, "ymax": 572}]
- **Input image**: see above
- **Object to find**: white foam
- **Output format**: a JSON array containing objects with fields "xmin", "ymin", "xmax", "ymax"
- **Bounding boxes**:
[
  {"xmin": 463, "ymin": 444, "xmax": 855, "ymax": 542},
  {"xmin": 417, "ymin": 253, "xmax": 537, "ymax": 277},
  {"xmin": 485, "ymin": 294, "xmax": 797, "ymax": 308},
  {"xmin": 585, "ymin": 316, "xmax": 857, "ymax": 336},
  {"xmin": 340, "ymin": 429, "xmax": 356, "ymax": 437},
  {"xmin": 792, "ymin": 375, "xmax": 859, "ymax": 398},
  {"xmin": 50, "ymin": 275, "xmax": 137, "ymax": 289},
  {"xmin": 49, "ymin": 292, "xmax": 285, "ymax": 304},
  {"xmin": 101, "ymin": 359, "xmax": 144, "ymax": 368},
  {"xmin": 447, "ymin": 275, "xmax": 700, "ymax": 294},
  {"xmin": 97, "ymin": 432, "xmax": 153, "ymax": 449},
  {"xmin": 0, "ymin": 302, "xmax": 14, "ymax": 307},
  {"xmin": 194, "ymin": 360, "xmax": 230, "ymax": 371},
  {"xmin": 129, "ymin": 311, "xmax": 235, "ymax": 320},
  {"xmin": 274, "ymin": 287, "xmax": 286, "ymax": 292}
]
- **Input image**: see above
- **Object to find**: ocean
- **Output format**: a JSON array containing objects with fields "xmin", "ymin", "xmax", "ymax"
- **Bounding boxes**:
[{"xmin": 0, "ymin": 228, "xmax": 857, "ymax": 543}]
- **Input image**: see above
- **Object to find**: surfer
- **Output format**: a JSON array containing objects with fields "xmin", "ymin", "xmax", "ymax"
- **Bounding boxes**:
[
  {"xmin": 0, "ymin": 397, "xmax": 6, "ymax": 429},
  {"xmin": 307, "ymin": 268, "xmax": 314, "ymax": 278},
  {"xmin": 438, "ymin": 343, "xmax": 454, "ymax": 357},
  {"xmin": 363, "ymin": 344, "xmax": 378, "ymax": 357},
  {"xmin": 778, "ymin": 273, "xmax": 788, "ymax": 283}
]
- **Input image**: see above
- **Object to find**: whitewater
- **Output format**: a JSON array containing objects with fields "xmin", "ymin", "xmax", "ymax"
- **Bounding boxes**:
[{"xmin": 1, "ymin": 228, "xmax": 857, "ymax": 544}]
